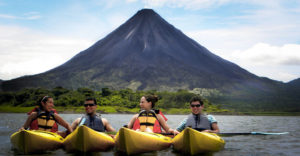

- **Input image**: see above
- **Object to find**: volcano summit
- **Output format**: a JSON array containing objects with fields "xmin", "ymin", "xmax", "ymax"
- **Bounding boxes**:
[{"xmin": 1, "ymin": 9, "xmax": 276, "ymax": 91}]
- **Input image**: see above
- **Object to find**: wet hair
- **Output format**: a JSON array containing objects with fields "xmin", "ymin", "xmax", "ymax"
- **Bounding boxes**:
[
  {"xmin": 85, "ymin": 97, "xmax": 97, "ymax": 105},
  {"xmin": 143, "ymin": 95, "xmax": 158, "ymax": 108},
  {"xmin": 39, "ymin": 96, "xmax": 53, "ymax": 110},
  {"xmin": 189, "ymin": 96, "xmax": 204, "ymax": 105}
]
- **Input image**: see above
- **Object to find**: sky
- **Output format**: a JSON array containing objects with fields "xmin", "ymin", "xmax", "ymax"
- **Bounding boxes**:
[{"xmin": 0, "ymin": 0, "xmax": 300, "ymax": 83}]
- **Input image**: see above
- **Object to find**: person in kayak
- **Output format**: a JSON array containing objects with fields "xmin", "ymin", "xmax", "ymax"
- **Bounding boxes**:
[
  {"xmin": 127, "ymin": 95, "xmax": 176, "ymax": 134},
  {"xmin": 71, "ymin": 97, "xmax": 116, "ymax": 132},
  {"xmin": 175, "ymin": 96, "xmax": 220, "ymax": 134},
  {"xmin": 20, "ymin": 96, "xmax": 73, "ymax": 137}
]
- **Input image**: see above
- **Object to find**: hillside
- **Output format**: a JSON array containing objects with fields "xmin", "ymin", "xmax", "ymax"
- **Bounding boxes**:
[
  {"xmin": 1, "ymin": 9, "xmax": 299, "ymax": 112},
  {"xmin": 1, "ymin": 9, "xmax": 278, "ymax": 92}
]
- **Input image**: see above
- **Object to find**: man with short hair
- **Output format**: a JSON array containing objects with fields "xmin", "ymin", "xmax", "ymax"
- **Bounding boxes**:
[
  {"xmin": 71, "ymin": 97, "xmax": 115, "ymax": 132},
  {"xmin": 175, "ymin": 96, "xmax": 220, "ymax": 134}
]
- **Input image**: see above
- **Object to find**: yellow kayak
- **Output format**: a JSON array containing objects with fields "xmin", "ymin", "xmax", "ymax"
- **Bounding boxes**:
[
  {"xmin": 115, "ymin": 127, "xmax": 172, "ymax": 155},
  {"xmin": 172, "ymin": 127, "xmax": 225, "ymax": 155},
  {"xmin": 10, "ymin": 130, "xmax": 64, "ymax": 154},
  {"xmin": 63, "ymin": 125, "xmax": 115, "ymax": 152}
]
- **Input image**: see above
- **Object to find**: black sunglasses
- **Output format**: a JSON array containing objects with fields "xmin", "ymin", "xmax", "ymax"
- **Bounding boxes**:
[
  {"xmin": 190, "ymin": 104, "xmax": 201, "ymax": 107},
  {"xmin": 84, "ymin": 104, "xmax": 96, "ymax": 107}
]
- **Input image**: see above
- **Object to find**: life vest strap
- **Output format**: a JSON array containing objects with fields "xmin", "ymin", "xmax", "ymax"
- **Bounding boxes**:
[
  {"xmin": 140, "ymin": 123, "xmax": 155, "ymax": 126},
  {"xmin": 38, "ymin": 116, "xmax": 55, "ymax": 120},
  {"xmin": 38, "ymin": 125, "xmax": 53, "ymax": 129}
]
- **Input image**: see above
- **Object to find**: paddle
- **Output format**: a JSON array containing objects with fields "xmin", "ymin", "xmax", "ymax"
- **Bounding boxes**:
[
  {"xmin": 217, "ymin": 131, "xmax": 289, "ymax": 136},
  {"xmin": 193, "ymin": 128, "xmax": 289, "ymax": 136}
]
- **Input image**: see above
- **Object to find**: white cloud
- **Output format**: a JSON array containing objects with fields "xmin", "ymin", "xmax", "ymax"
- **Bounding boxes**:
[
  {"xmin": 186, "ymin": 29, "xmax": 300, "ymax": 82},
  {"xmin": 0, "ymin": 25, "xmax": 93, "ymax": 80},
  {"xmin": 141, "ymin": 0, "xmax": 228, "ymax": 9},
  {"xmin": 0, "ymin": 12, "xmax": 41, "ymax": 20},
  {"xmin": 231, "ymin": 43, "xmax": 300, "ymax": 66},
  {"xmin": 228, "ymin": 43, "xmax": 300, "ymax": 82},
  {"xmin": 126, "ymin": 0, "xmax": 138, "ymax": 2},
  {"xmin": 0, "ymin": 14, "xmax": 17, "ymax": 19}
]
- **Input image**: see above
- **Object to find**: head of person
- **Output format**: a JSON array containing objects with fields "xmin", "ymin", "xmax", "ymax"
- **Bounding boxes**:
[
  {"xmin": 39, "ymin": 96, "xmax": 54, "ymax": 112},
  {"xmin": 140, "ymin": 95, "xmax": 158, "ymax": 111},
  {"xmin": 189, "ymin": 96, "xmax": 204, "ymax": 115},
  {"xmin": 84, "ymin": 97, "xmax": 97, "ymax": 115}
]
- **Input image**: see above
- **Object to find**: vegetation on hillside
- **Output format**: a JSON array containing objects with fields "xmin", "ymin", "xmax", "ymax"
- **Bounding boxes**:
[{"xmin": 0, "ymin": 87, "xmax": 229, "ymax": 114}]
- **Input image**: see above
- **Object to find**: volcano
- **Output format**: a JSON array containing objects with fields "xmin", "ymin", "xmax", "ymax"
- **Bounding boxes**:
[{"xmin": 1, "ymin": 9, "xmax": 278, "ymax": 91}]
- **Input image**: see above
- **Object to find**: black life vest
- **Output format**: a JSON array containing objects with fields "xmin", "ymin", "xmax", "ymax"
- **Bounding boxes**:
[
  {"xmin": 80, "ymin": 115, "xmax": 105, "ymax": 132},
  {"xmin": 186, "ymin": 114, "xmax": 211, "ymax": 131}
]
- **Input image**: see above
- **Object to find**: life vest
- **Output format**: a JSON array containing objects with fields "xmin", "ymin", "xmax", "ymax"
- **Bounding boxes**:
[
  {"xmin": 80, "ymin": 114, "xmax": 105, "ymax": 132},
  {"xmin": 28, "ymin": 107, "xmax": 58, "ymax": 132},
  {"xmin": 186, "ymin": 114, "xmax": 211, "ymax": 131},
  {"xmin": 132, "ymin": 110, "xmax": 162, "ymax": 133}
]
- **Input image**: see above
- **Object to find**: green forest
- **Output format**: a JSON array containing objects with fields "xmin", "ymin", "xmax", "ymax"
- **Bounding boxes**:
[{"xmin": 0, "ymin": 87, "xmax": 229, "ymax": 114}]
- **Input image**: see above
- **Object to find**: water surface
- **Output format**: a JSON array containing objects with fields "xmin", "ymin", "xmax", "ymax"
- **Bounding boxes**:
[{"xmin": 1, "ymin": 113, "xmax": 299, "ymax": 155}]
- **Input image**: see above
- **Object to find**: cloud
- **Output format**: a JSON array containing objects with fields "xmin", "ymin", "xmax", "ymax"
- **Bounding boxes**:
[
  {"xmin": 228, "ymin": 43, "xmax": 300, "ymax": 82},
  {"xmin": 0, "ymin": 25, "xmax": 93, "ymax": 80},
  {"xmin": 0, "ymin": 14, "xmax": 17, "ymax": 19},
  {"xmin": 231, "ymin": 43, "xmax": 300, "ymax": 66},
  {"xmin": 140, "ymin": 0, "xmax": 229, "ymax": 9},
  {"xmin": 0, "ymin": 12, "xmax": 41, "ymax": 20},
  {"xmin": 186, "ymin": 29, "xmax": 300, "ymax": 82}
]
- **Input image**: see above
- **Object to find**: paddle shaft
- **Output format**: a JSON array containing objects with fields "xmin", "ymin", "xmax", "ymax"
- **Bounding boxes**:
[{"xmin": 218, "ymin": 132, "xmax": 289, "ymax": 136}]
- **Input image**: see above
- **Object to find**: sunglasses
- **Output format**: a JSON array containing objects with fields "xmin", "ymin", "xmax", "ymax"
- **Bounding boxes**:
[
  {"xmin": 84, "ymin": 104, "xmax": 96, "ymax": 107},
  {"xmin": 190, "ymin": 104, "xmax": 201, "ymax": 108}
]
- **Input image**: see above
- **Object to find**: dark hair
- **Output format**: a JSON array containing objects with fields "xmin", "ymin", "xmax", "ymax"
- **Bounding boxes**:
[
  {"xmin": 189, "ymin": 96, "xmax": 204, "ymax": 105},
  {"xmin": 85, "ymin": 97, "xmax": 97, "ymax": 105},
  {"xmin": 39, "ymin": 96, "xmax": 53, "ymax": 110},
  {"xmin": 144, "ymin": 95, "xmax": 158, "ymax": 108}
]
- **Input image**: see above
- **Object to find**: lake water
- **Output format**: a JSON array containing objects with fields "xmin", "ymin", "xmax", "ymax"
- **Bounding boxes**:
[{"xmin": 1, "ymin": 113, "xmax": 300, "ymax": 156}]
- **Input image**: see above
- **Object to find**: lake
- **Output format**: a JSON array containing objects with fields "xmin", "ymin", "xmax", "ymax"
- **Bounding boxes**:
[{"xmin": 1, "ymin": 113, "xmax": 300, "ymax": 155}]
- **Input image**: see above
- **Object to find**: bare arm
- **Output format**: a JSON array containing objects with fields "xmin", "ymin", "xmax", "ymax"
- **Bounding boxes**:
[
  {"xmin": 156, "ymin": 114, "xmax": 176, "ymax": 134},
  {"xmin": 20, "ymin": 112, "xmax": 37, "ymax": 130},
  {"xmin": 102, "ymin": 118, "xmax": 116, "ymax": 132},
  {"xmin": 211, "ymin": 123, "xmax": 220, "ymax": 133},
  {"xmin": 202, "ymin": 122, "xmax": 220, "ymax": 133},
  {"xmin": 54, "ymin": 113, "xmax": 73, "ymax": 133},
  {"xmin": 71, "ymin": 118, "xmax": 81, "ymax": 131},
  {"xmin": 127, "ymin": 114, "xmax": 138, "ymax": 129}
]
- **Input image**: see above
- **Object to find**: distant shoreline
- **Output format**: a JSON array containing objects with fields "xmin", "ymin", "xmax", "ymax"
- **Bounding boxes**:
[{"xmin": 0, "ymin": 106, "xmax": 299, "ymax": 116}]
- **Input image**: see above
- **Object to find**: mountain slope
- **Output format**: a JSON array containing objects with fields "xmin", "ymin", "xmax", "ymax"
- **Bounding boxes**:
[{"xmin": 1, "ymin": 9, "xmax": 279, "ymax": 92}]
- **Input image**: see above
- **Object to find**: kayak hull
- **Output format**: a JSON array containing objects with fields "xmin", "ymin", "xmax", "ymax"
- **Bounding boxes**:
[
  {"xmin": 115, "ymin": 127, "xmax": 172, "ymax": 155},
  {"xmin": 172, "ymin": 128, "xmax": 225, "ymax": 155},
  {"xmin": 63, "ymin": 125, "xmax": 115, "ymax": 152},
  {"xmin": 10, "ymin": 130, "xmax": 64, "ymax": 154}
]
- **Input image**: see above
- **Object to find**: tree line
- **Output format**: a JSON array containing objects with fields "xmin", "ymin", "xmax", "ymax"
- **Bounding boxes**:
[{"xmin": 0, "ymin": 87, "xmax": 224, "ymax": 112}]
